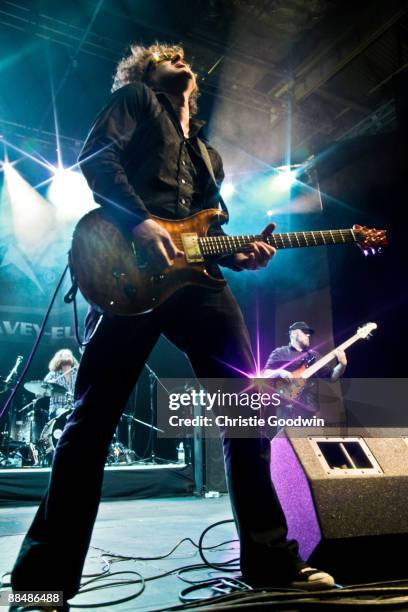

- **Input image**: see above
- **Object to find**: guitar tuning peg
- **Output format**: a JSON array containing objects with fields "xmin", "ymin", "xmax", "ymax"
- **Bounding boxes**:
[{"xmin": 360, "ymin": 246, "xmax": 378, "ymax": 256}]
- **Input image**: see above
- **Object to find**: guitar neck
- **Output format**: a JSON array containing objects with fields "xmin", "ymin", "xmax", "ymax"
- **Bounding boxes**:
[
  {"xmin": 199, "ymin": 228, "xmax": 359, "ymax": 257},
  {"xmin": 301, "ymin": 334, "xmax": 362, "ymax": 379}
]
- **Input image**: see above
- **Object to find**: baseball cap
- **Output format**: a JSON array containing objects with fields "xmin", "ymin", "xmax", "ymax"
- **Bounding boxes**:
[{"xmin": 288, "ymin": 321, "xmax": 314, "ymax": 335}]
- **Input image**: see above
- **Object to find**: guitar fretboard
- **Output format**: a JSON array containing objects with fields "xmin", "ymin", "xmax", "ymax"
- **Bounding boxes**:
[
  {"xmin": 301, "ymin": 334, "xmax": 361, "ymax": 379},
  {"xmin": 198, "ymin": 229, "xmax": 358, "ymax": 257}
]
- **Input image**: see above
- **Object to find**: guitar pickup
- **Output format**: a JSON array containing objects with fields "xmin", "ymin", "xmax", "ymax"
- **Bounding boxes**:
[{"xmin": 181, "ymin": 233, "xmax": 204, "ymax": 263}]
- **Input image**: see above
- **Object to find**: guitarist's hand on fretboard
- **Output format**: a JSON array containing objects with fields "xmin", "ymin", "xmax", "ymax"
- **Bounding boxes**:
[
  {"xmin": 235, "ymin": 223, "xmax": 276, "ymax": 270},
  {"xmin": 331, "ymin": 348, "xmax": 347, "ymax": 381},
  {"xmin": 333, "ymin": 348, "xmax": 347, "ymax": 367}
]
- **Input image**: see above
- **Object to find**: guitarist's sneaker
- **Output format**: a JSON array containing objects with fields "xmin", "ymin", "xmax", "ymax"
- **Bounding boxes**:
[{"xmin": 289, "ymin": 566, "xmax": 336, "ymax": 590}]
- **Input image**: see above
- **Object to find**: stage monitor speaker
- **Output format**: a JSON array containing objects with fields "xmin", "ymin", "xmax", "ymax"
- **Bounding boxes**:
[{"xmin": 271, "ymin": 430, "xmax": 408, "ymax": 583}]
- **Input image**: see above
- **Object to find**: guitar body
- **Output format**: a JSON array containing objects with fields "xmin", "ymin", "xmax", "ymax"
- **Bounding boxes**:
[
  {"xmin": 70, "ymin": 208, "xmax": 227, "ymax": 315},
  {"xmin": 291, "ymin": 364, "xmax": 308, "ymax": 378},
  {"xmin": 275, "ymin": 364, "xmax": 308, "ymax": 402}
]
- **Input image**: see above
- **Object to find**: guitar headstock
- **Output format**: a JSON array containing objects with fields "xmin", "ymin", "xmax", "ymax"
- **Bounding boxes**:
[
  {"xmin": 357, "ymin": 322, "xmax": 377, "ymax": 339},
  {"xmin": 353, "ymin": 224, "xmax": 388, "ymax": 255}
]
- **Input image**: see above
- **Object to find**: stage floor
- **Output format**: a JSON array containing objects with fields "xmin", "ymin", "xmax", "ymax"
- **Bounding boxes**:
[{"xmin": 0, "ymin": 495, "xmax": 236, "ymax": 611}]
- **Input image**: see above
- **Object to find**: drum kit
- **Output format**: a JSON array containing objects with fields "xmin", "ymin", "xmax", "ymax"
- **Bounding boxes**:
[
  {"xmin": 1, "ymin": 377, "xmax": 154, "ymax": 468},
  {"xmin": 0, "ymin": 378, "xmax": 73, "ymax": 467},
  {"xmin": 1, "ymin": 362, "xmax": 169, "ymax": 468}
]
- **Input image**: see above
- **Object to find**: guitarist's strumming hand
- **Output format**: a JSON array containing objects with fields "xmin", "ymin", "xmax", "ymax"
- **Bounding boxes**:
[
  {"xmin": 132, "ymin": 219, "xmax": 184, "ymax": 272},
  {"xmin": 234, "ymin": 223, "xmax": 276, "ymax": 270}
]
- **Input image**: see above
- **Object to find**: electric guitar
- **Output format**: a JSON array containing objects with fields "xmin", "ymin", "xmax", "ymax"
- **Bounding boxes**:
[
  {"xmin": 69, "ymin": 209, "xmax": 387, "ymax": 315},
  {"xmin": 263, "ymin": 322, "xmax": 378, "ymax": 400}
]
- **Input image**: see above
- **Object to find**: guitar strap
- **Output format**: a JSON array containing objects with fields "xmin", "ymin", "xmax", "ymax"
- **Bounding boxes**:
[{"xmin": 196, "ymin": 137, "xmax": 229, "ymax": 224}]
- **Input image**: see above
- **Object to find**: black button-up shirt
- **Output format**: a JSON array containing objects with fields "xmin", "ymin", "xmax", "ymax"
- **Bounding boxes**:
[
  {"xmin": 265, "ymin": 345, "xmax": 331, "ymax": 374},
  {"xmin": 78, "ymin": 82, "xmax": 225, "ymax": 233}
]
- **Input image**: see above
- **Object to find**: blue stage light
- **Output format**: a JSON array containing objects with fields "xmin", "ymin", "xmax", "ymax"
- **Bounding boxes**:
[
  {"xmin": 220, "ymin": 182, "xmax": 235, "ymax": 199},
  {"xmin": 273, "ymin": 167, "xmax": 297, "ymax": 191}
]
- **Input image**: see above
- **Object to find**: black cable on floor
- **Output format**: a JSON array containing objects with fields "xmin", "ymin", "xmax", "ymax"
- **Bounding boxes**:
[
  {"xmin": 198, "ymin": 519, "xmax": 240, "ymax": 571},
  {"xmin": 91, "ymin": 532, "xmax": 239, "ymax": 563},
  {"xmin": 73, "ymin": 535, "xmax": 408, "ymax": 611},
  {"xmin": 73, "ymin": 570, "xmax": 145, "ymax": 608},
  {"xmin": 179, "ymin": 577, "xmax": 252, "ymax": 603},
  {"xmin": 80, "ymin": 521, "xmax": 240, "ymax": 607},
  {"xmin": 148, "ymin": 585, "xmax": 408, "ymax": 612}
]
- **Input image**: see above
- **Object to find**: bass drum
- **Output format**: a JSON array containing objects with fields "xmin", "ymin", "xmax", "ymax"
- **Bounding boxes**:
[{"xmin": 39, "ymin": 409, "xmax": 72, "ymax": 455}]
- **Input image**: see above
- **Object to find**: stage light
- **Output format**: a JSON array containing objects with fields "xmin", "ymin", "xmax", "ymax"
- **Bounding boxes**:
[
  {"xmin": 47, "ymin": 168, "xmax": 96, "ymax": 221},
  {"xmin": 220, "ymin": 182, "xmax": 235, "ymax": 199},
  {"xmin": 1, "ymin": 161, "xmax": 12, "ymax": 171},
  {"xmin": 273, "ymin": 167, "xmax": 297, "ymax": 191},
  {"xmin": 2, "ymin": 163, "xmax": 56, "ymax": 256},
  {"xmin": 266, "ymin": 210, "xmax": 274, "ymax": 217}
]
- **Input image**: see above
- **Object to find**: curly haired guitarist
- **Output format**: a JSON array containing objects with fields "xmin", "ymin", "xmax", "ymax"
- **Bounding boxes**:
[{"xmin": 11, "ymin": 43, "xmax": 335, "ymax": 606}]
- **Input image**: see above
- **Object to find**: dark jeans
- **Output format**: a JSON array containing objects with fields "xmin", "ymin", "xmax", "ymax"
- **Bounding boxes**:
[{"xmin": 11, "ymin": 286, "xmax": 302, "ymax": 599}]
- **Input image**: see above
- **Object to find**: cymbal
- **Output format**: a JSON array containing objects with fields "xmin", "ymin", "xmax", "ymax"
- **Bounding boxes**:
[{"xmin": 24, "ymin": 380, "xmax": 66, "ymax": 397}]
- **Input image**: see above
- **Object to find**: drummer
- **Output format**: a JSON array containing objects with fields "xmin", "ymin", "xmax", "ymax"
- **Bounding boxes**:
[{"xmin": 44, "ymin": 349, "xmax": 79, "ymax": 419}]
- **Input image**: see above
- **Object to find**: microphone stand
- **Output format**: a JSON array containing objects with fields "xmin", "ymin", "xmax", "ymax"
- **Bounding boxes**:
[
  {"xmin": 144, "ymin": 363, "xmax": 175, "ymax": 465},
  {"xmin": 0, "ymin": 394, "xmax": 14, "ymax": 467},
  {"xmin": 121, "ymin": 412, "xmax": 164, "ymax": 434},
  {"xmin": 1, "ymin": 386, "xmax": 18, "ymax": 467},
  {"xmin": 1, "ymin": 356, "xmax": 24, "ymax": 466}
]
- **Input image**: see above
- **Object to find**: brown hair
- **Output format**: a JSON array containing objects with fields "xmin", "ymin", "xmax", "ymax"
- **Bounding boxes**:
[
  {"xmin": 48, "ymin": 349, "xmax": 79, "ymax": 372},
  {"xmin": 112, "ymin": 42, "xmax": 199, "ymax": 116}
]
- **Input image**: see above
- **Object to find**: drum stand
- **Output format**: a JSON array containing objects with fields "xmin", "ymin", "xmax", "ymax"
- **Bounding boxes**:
[
  {"xmin": 17, "ymin": 399, "xmax": 40, "ymax": 466},
  {"xmin": 105, "ymin": 365, "xmax": 167, "ymax": 466},
  {"xmin": 107, "ymin": 425, "xmax": 135, "ymax": 465},
  {"xmin": 0, "ymin": 384, "xmax": 17, "ymax": 466},
  {"xmin": 0, "ymin": 399, "xmax": 40, "ymax": 468},
  {"xmin": 0, "ymin": 403, "xmax": 14, "ymax": 467}
]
